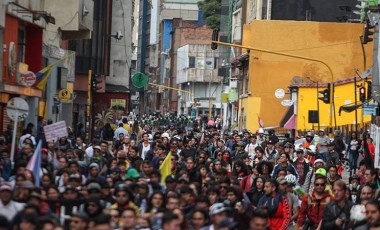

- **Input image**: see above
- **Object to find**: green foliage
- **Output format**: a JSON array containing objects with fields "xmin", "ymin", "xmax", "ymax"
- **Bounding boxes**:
[
  {"xmin": 198, "ymin": 0, "xmax": 221, "ymax": 29},
  {"xmin": 95, "ymin": 111, "xmax": 113, "ymax": 128}
]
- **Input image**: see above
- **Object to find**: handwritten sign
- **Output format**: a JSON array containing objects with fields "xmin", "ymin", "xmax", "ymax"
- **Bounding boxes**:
[{"xmin": 43, "ymin": 121, "xmax": 68, "ymax": 142}]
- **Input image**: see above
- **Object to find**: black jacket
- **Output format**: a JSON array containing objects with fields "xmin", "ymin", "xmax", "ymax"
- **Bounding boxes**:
[{"xmin": 321, "ymin": 200, "xmax": 352, "ymax": 229}]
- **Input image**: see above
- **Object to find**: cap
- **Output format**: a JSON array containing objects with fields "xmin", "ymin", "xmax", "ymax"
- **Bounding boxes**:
[
  {"xmin": 314, "ymin": 159, "xmax": 325, "ymax": 165},
  {"xmin": 295, "ymin": 148, "xmax": 304, "ymax": 153},
  {"xmin": 0, "ymin": 183, "xmax": 12, "ymax": 192},
  {"xmin": 267, "ymin": 140, "xmax": 275, "ymax": 144},
  {"xmin": 93, "ymin": 146, "xmax": 101, "ymax": 151},
  {"xmin": 89, "ymin": 163, "xmax": 99, "ymax": 170},
  {"xmin": 218, "ymin": 219, "xmax": 238, "ymax": 229},
  {"xmin": 236, "ymin": 141, "xmax": 245, "ymax": 147},
  {"xmin": 69, "ymin": 174, "xmax": 81, "ymax": 181},
  {"xmin": 29, "ymin": 191, "xmax": 41, "ymax": 200},
  {"xmin": 209, "ymin": 203, "xmax": 229, "ymax": 216},
  {"xmin": 118, "ymin": 152, "xmax": 127, "ymax": 159},
  {"xmin": 125, "ymin": 168, "xmax": 140, "ymax": 180},
  {"xmin": 315, "ymin": 168, "xmax": 327, "ymax": 177},
  {"xmin": 111, "ymin": 167, "xmax": 121, "ymax": 173},
  {"xmin": 20, "ymin": 181, "xmax": 34, "ymax": 189},
  {"xmin": 319, "ymin": 129, "xmax": 325, "ymax": 132},
  {"xmin": 277, "ymin": 176, "xmax": 287, "ymax": 185},
  {"xmin": 258, "ymin": 128, "xmax": 264, "ymax": 134},
  {"xmin": 87, "ymin": 182, "xmax": 101, "ymax": 192},
  {"xmin": 70, "ymin": 212, "xmax": 89, "ymax": 222},
  {"xmin": 165, "ymin": 175, "xmax": 177, "ymax": 183}
]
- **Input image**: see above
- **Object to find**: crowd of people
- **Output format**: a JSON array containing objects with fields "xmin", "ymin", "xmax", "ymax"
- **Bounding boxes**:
[{"xmin": 0, "ymin": 117, "xmax": 379, "ymax": 230}]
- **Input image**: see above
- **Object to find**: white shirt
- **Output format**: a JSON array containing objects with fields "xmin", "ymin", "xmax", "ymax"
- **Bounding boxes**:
[
  {"xmin": 141, "ymin": 143, "xmax": 151, "ymax": 160},
  {"xmin": 0, "ymin": 200, "xmax": 25, "ymax": 221}
]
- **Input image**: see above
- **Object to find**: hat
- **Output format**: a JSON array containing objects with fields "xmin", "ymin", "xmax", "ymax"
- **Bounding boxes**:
[
  {"xmin": 218, "ymin": 219, "xmax": 238, "ymax": 229},
  {"xmin": 314, "ymin": 159, "xmax": 325, "ymax": 165},
  {"xmin": 165, "ymin": 175, "xmax": 177, "ymax": 183},
  {"xmin": 30, "ymin": 191, "xmax": 41, "ymax": 200},
  {"xmin": 319, "ymin": 129, "xmax": 325, "ymax": 132},
  {"xmin": 20, "ymin": 181, "xmax": 34, "ymax": 189},
  {"xmin": 295, "ymin": 148, "xmax": 304, "ymax": 153},
  {"xmin": 87, "ymin": 183, "xmax": 101, "ymax": 192},
  {"xmin": 179, "ymin": 186, "xmax": 193, "ymax": 195},
  {"xmin": 315, "ymin": 168, "xmax": 327, "ymax": 177},
  {"xmin": 70, "ymin": 212, "xmax": 89, "ymax": 222},
  {"xmin": 267, "ymin": 140, "xmax": 275, "ymax": 144},
  {"xmin": 118, "ymin": 152, "xmax": 127, "ymax": 159},
  {"xmin": 277, "ymin": 176, "xmax": 287, "ymax": 185},
  {"xmin": 161, "ymin": 133, "xmax": 171, "ymax": 140},
  {"xmin": 69, "ymin": 174, "xmax": 81, "ymax": 182},
  {"xmin": 111, "ymin": 167, "xmax": 121, "ymax": 173},
  {"xmin": 236, "ymin": 141, "xmax": 245, "ymax": 147},
  {"xmin": 125, "ymin": 168, "xmax": 140, "ymax": 179},
  {"xmin": 178, "ymin": 175, "xmax": 189, "ymax": 183},
  {"xmin": 258, "ymin": 128, "xmax": 264, "ymax": 134},
  {"xmin": 93, "ymin": 146, "xmax": 101, "ymax": 151},
  {"xmin": 63, "ymin": 185, "xmax": 77, "ymax": 193},
  {"xmin": 0, "ymin": 183, "xmax": 12, "ymax": 192},
  {"xmin": 209, "ymin": 203, "xmax": 229, "ymax": 216},
  {"xmin": 89, "ymin": 163, "xmax": 99, "ymax": 169}
]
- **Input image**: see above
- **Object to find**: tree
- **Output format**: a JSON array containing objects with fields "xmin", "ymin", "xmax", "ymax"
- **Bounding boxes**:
[{"xmin": 198, "ymin": 0, "xmax": 221, "ymax": 29}]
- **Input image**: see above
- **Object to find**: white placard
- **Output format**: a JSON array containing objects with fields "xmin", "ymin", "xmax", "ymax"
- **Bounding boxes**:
[
  {"xmin": 43, "ymin": 121, "xmax": 68, "ymax": 142},
  {"xmin": 375, "ymin": 126, "xmax": 380, "ymax": 169}
]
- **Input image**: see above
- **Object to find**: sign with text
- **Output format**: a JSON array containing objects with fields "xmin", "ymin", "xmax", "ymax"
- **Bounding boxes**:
[{"xmin": 44, "ymin": 121, "xmax": 68, "ymax": 142}]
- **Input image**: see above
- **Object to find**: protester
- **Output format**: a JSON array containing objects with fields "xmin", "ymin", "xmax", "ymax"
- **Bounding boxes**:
[{"xmin": 1, "ymin": 116, "xmax": 378, "ymax": 230}]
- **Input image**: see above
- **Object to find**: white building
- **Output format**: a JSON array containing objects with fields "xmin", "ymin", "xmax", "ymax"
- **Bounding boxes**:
[{"xmin": 177, "ymin": 44, "xmax": 222, "ymax": 117}]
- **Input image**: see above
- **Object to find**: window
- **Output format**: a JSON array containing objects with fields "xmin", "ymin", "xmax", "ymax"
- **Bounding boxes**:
[
  {"xmin": 18, "ymin": 28, "xmax": 26, "ymax": 62},
  {"xmin": 189, "ymin": 56, "xmax": 195, "ymax": 68},
  {"xmin": 262, "ymin": 0, "xmax": 268, "ymax": 20}
]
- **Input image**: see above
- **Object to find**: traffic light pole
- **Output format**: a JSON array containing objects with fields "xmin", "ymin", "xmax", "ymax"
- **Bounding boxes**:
[
  {"xmin": 147, "ymin": 82, "xmax": 195, "ymax": 107},
  {"xmin": 212, "ymin": 40, "xmax": 336, "ymax": 128}
]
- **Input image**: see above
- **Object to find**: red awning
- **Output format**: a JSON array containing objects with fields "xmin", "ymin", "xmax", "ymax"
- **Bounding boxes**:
[{"xmin": 284, "ymin": 114, "xmax": 296, "ymax": 130}]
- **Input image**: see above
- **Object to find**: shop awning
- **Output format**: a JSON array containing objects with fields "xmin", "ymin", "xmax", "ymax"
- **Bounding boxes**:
[
  {"xmin": 339, "ymin": 102, "xmax": 364, "ymax": 115},
  {"xmin": 280, "ymin": 105, "xmax": 295, "ymax": 128},
  {"xmin": 284, "ymin": 114, "xmax": 296, "ymax": 129}
]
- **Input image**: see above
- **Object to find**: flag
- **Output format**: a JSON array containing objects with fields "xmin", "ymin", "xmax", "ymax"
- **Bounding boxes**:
[
  {"xmin": 34, "ymin": 66, "xmax": 53, "ymax": 90},
  {"xmin": 159, "ymin": 152, "xmax": 172, "ymax": 185},
  {"xmin": 26, "ymin": 140, "xmax": 42, "ymax": 186},
  {"xmin": 257, "ymin": 114, "xmax": 264, "ymax": 128},
  {"xmin": 33, "ymin": 52, "xmax": 76, "ymax": 90}
]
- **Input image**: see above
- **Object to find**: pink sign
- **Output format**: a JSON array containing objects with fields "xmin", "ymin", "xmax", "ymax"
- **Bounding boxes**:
[{"xmin": 18, "ymin": 71, "xmax": 36, "ymax": 87}]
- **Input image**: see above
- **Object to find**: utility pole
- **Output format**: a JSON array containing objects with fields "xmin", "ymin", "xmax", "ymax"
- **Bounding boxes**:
[{"xmin": 87, "ymin": 69, "xmax": 92, "ymax": 140}]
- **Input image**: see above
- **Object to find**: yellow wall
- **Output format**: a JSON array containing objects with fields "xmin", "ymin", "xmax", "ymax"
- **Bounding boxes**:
[
  {"xmin": 297, "ymin": 82, "xmax": 371, "ymax": 130},
  {"xmin": 241, "ymin": 20, "xmax": 373, "ymax": 132}
]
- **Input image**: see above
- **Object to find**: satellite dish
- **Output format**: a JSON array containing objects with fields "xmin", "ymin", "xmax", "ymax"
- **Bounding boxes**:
[
  {"xmin": 6, "ymin": 97, "xmax": 29, "ymax": 121},
  {"xmin": 281, "ymin": 99, "xmax": 294, "ymax": 107},
  {"xmin": 131, "ymin": 72, "xmax": 148, "ymax": 88},
  {"xmin": 275, "ymin": 89, "xmax": 285, "ymax": 99},
  {"xmin": 292, "ymin": 76, "xmax": 303, "ymax": 84}
]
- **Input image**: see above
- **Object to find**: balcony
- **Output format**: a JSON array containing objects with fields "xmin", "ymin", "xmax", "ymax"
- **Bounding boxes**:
[
  {"xmin": 177, "ymin": 68, "xmax": 220, "ymax": 84},
  {"xmin": 45, "ymin": 0, "xmax": 93, "ymax": 40}
]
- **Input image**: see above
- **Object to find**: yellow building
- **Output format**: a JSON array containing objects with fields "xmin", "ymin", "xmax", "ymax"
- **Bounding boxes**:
[
  {"xmin": 240, "ymin": 20, "xmax": 373, "ymax": 132},
  {"xmin": 295, "ymin": 79, "xmax": 372, "ymax": 131}
]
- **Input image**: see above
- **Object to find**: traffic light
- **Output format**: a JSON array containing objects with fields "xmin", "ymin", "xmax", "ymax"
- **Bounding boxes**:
[
  {"xmin": 367, "ymin": 81, "xmax": 372, "ymax": 99},
  {"xmin": 359, "ymin": 86, "xmax": 366, "ymax": 102},
  {"xmin": 91, "ymin": 74, "xmax": 102, "ymax": 92},
  {"xmin": 362, "ymin": 20, "xmax": 375, "ymax": 44},
  {"xmin": 211, "ymin": 28, "xmax": 219, "ymax": 50},
  {"xmin": 318, "ymin": 83, "xmax": 331, "ymax": 104}
]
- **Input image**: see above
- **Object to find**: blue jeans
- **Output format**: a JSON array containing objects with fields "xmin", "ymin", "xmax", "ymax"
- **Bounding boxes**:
[{"xmin": 349, "ymin": 150, "xmax": 359, "ymax": 172}]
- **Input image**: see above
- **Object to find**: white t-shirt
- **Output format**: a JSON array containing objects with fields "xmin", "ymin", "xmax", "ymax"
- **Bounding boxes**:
[{"xmin": 141, "ymin": 143, "xmax": 151, "ymax": 160}]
